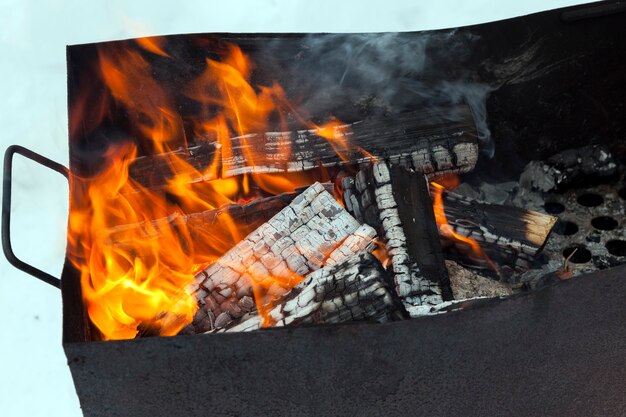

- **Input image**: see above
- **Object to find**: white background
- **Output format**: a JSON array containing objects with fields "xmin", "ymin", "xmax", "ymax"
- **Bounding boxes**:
[{"xmin": 0, "ymin": 1, "xmax": 589, "ymax": 415}]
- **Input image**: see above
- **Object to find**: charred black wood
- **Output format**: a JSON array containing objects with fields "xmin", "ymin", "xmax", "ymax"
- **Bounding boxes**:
[
  {"xmin": 224, "ymin": 253, "xmax": 403, "ymax": 332},
  {"xmin": 437, "ymin": 189, "xmax": 557, "ymax": 275},
  {"xmin": 519, "ymin": 145, "xmax": 618, "ymax": 193},
  {"xmin": 342, "ymin": 162, "xmax": 445, "ymax": 316},
  {"xmin": 128, "ymin": 106, "xmax": 478, "ymax": 189},
  {"xmin": 390, "ymin": 165, "xmax": 453, "ymax": 301}
]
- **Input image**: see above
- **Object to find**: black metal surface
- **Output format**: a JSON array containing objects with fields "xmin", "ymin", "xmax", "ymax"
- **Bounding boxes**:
[
  {"xmin": 64, "ymin": 264, "xmax": 626, "ymax": 417},
  {"xmin": 2, "ymin": 145, "xmax": 68, "ymax": 288},
  {"xmin": 561, "ymin": 1, "xmax": 626, "ymax": 22}
]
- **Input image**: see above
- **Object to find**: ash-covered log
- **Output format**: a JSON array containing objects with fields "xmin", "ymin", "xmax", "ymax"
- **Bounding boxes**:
[
  {"xmin": 129, "ymin": 106, "xmax": 478, "ymax": 188},
  {"xmin": 224, "ymin": 253, "xmax": 403, "ymax": 332},
  {"xmin": 187, "ymin": 224, "xmax": 379, "ymax": 333},
  {"xmin": 186, "ymin": 182, "xmax": 378, "ymax": 332},
  {"xmin": 436, "ymin": 188, "xmax": 557, "ymax": 275},
  {"xmin": 325, "ymin": 224, "xmax": 378, "ymax": 266},
  {"xmin": 342, "ymin": 162, "xmax": 450, "ymax": 316}
]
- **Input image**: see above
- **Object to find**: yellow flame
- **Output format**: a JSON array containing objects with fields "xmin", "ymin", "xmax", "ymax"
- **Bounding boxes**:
[{"xmin": 68, "ymin": 42, "xmax": 351, "ymax": 340}]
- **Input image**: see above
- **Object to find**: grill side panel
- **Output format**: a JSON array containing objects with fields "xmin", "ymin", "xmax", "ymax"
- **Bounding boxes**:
[{"xmin": 63, "ymin": 265, "xmax": 626, "ymax": 417}]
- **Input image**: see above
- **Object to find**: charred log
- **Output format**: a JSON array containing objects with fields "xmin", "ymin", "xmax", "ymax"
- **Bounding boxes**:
[
  {"xmin": 437, "ymin": 188, "xmax": 557, "ymax": 275},
  {"xmin": 342, "ymin": 162, "xmax": 446, "ymax": 316},
  {"xmin": 325, "ymin": 224, "xmax": 378, "ymax": 266},
  {"xmin": 224, "ymin": 253, "xmax": 403, "ymax": 332},
  {"xmin": 107, "ymin": 184, "xmax": 334, "ymax": 257},
  {"xmin": 389, "ymin": 164, "xmax": 454, "ymax": 301},
  {"xmin": 518, "ymin": 145, "xmax": 618, "ymax": 193},
  {"xmin": 187, "ymin": 182, "xmax": 376, "ymax": 332},
  {"xmin": 189, "ymin": 225, "xmax": 380, "ymax": 334},
  {"xmin": 129, "ymin": 106, "xmax": 478, "ymax": 189}
]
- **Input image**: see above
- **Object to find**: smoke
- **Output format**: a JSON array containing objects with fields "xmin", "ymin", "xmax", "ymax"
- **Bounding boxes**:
[
  {"xmin": 259, "ymin": 31, "xmax": 496, "ymax": 157},
  {"xmin": 439, "ymin": 81, "xmax": 495, "ymax": 158}
]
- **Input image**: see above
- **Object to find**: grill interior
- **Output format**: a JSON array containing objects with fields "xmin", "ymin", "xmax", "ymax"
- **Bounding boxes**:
[{"xmin": 56, "ymin": 2, "xmax": 626, "ymax": 416}]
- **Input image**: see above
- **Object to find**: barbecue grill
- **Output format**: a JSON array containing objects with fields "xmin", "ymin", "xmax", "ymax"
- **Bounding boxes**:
[{"xmin": 3, "ymin": 2, "xmax": 626, "ymax": 416}]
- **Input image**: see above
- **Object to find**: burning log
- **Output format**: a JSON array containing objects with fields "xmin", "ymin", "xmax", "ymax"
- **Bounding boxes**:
[
  {"xmin": 106, "ymin": 184, "xmax": 334, "ymax": 256},
  {"xmin": 189, "ymin": 223, "xmax": 379, "ymax": 333},
  {"xmin": 224, "ymin": 253, "xmax": 402, "ymax": 332},
  {"xmin": 325, "ymin": 223, "xmax": 378, "ymax": 265},
  {"xmin": 187, "ymin": 182, "xmax": 377, "ymax": 332},
  {"xmin": 342, "ymin": 162, "xmax": 449, "ymax": 316},
  {"xmin": 435, "ymin": 188, "xmax": 558, "ymax": 275},
  {"xmin": 129, "ymin": 106, "xmax": 479, "ymax": 188}
]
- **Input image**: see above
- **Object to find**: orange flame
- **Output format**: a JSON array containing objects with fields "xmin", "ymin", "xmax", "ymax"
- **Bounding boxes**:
[
  {"xmin": 252, "ymin": 271, "xmax": 304, "ymax": 328},
  {"xmin": 314, "ymin": 120, "xmax": 378, "ymax": 164},
  {"xmin": 136, "ymin": 36, "xmax": 172, "ymax": 58},
  {"xmin": 68, "ymin": 41, "xmax": 357, "ymax": 340},
  {"xmin": 68, "ymin": 143, "xmax": 200, "ymax": 340},
  {"xmin": 431, "ymin": 181, "xmax": 499, "ymax": 273}
]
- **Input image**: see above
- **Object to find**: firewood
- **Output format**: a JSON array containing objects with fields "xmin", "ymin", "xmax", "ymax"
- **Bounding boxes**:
[
  {"xmin": 223, "ymin": 253, "xmax": 403, "ymax": 332},
  {"xmin": 325, "ymin": 223, "xmax": 378, "ymax": 266},
  {"xmin": 187, "ymin": 182, "xmax": 375, "ymax": 332},
  {"xmin": 184, "ymin": 222, "xmax": 379, "ymax": 334},
  {"xmin": 519, "ymin": 145, "xmax": 618, "ymax": 192},
  {"xmin": 388, "ymin": 165, "xmax": 454, "ymax": 301},
  {"xmin": 129, "ymin": 106, "xmax": 478, "ymax": 188},
  {"xmin": 342, "ymin": 162, "xmax": 447, "ymax": 316},
  {"xmin": 106, "ymin": 184, "xmax": 333, "ymax": 257},
  {"xmin": 436, "ymin": 188, "xmax": 557, "ymax": 274}
]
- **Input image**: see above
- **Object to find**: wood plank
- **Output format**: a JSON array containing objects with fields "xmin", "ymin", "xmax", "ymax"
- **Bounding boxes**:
[
  {"xmin": 187, "ymin": 183, "xmax": 377, "ymax": 332},
  {"xmin": 342, "ymin": 162, "xmax": 445, "ymax": 315},
  {"xmin": 106, "ymin": 184, "xmax": 333, "ymax": 259},
  {"xmin": 435, "ymin": 188, "xmax": 558, "ymax": 275},
  {"xmin": 224, "ymin": 253, "xmax": 402, "ymax": 332},
  {"xmin": 390, "ymin": 165, "xmax": 453, "ymax": 302},
  {"xmin": 128, "ymin": 105, "xmax": 478, "ymax": 189}
]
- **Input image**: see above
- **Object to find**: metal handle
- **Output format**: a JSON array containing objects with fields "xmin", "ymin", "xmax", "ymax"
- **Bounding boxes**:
[{"xmin": 2, "ymin": 145, "xmax": 69, "ymax": 289}]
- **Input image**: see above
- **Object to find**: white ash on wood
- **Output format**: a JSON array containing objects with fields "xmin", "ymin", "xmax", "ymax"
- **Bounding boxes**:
[
  {"xmin": 224, "ymin": 253, "xmax": 402, "ymax": 332},
  {"xmin": 342, "ymin": 162, "xmax": 447, "ymax": 315},
  {"xmin": 325, "ymin": 224, "xmax": 378, "ymax": 266},
  {"xmin": 187, "ymin": 182, "xmax": 373, "ymax": 333},
  {"xmin": 129, "ymin": 106, "xmax": 479, "ymax": 189},
  {"xmin": 187, "ymin": 223, "xmax": 380, "ymax": 333}
]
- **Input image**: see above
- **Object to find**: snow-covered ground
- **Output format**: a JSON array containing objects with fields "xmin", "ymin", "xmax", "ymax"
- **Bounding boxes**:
[{"xmin": 0, "ymin": 1, "xmax": 588, "ymax": 415}]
